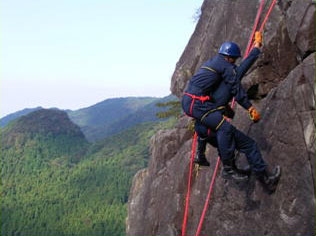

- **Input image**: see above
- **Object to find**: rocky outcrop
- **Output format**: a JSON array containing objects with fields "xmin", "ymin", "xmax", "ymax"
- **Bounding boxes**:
[{"xmin": 127, "ymin": 0, "xmax": 315, "ymax": 235}]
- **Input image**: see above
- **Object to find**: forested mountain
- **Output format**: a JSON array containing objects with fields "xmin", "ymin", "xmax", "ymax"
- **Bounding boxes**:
[
  {"xmin": 1, "ymin": 109, "xmax": 88, "ymax": 158},
  {"xmin": 1, "ymin": 108, "xmax": 177, "ymax": 235}
]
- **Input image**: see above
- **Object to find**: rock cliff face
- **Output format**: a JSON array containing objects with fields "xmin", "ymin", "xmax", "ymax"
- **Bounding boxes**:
[{"xmin": 127, "ymin": 0, "xmax": 315, "ymax": 235}]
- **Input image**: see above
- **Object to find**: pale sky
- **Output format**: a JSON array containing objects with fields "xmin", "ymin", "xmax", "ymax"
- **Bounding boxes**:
[{"xmin": 1, "ymin": 0, "xmax": 203, "ymax": 117}]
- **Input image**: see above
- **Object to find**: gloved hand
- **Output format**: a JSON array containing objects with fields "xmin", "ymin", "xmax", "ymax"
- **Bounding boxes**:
[
  {"xmin": 248, "ymin": 106, "xmax": 260, "ymax": 122},
  {"xmin": 254, "ymin": 31, "xmax": 263, "ymax": 47}
]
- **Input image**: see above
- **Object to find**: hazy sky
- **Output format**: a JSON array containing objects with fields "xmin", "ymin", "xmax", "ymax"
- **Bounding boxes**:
[{"xmin": 1, "ymin": 0, "xmax": 203, "ymax": 117}]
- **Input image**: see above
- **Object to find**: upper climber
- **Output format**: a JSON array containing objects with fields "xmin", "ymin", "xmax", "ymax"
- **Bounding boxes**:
[{"xmin": 181, "ymin": 32, "xmax": 281, "ymax": 193}]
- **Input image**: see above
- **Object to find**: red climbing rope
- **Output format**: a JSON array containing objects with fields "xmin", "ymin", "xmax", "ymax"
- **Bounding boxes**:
[
  {"xmin": 181, "ymin": 131, "xmax": 198, "ymax": 236},
  {"xmin": 194, "ymin": 156, "xmax": 221, "ymax": 236},
  {"xmin": 181, "ymin": 1, "xmax": 277, "ymax": 235},
  {"xmin": 259, "ymin": 0, "xmax": 277, "ymax": 32},
  {"xmin": 232, "ymin": 0, "xmax": 265, "ymax": 108},
  {"xmin": 232, "ymin": 0, "xmax": 277, "ymax": 107},
  {"xmin": 244, "ymin": 0, "xmax": 265, "ymax": 58},
  {"xmin": 244, "ymin": 0, "xmax": 278, "ymax": 58}
]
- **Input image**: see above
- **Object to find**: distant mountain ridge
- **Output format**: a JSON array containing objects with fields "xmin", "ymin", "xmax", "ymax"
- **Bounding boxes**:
[
  {"xmin": 67, "ymin": 97, "xmax": 157, "ymax": 127},
  {"xmin": 0, "ymin": 95, "xmax": 178, "ymax": 142},
  {"xmin": 0, "ymin": 107, "xmax": 43, "ymax": 127},
  {"xmin": 67, "ymin": 96, "xmax": 174, "ymax": 142}
]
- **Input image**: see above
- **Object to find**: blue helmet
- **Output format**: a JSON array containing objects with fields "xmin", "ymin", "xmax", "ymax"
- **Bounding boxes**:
[{"xmin": 218, "ymin": 42, "xmax": 241, "ymax": 58}]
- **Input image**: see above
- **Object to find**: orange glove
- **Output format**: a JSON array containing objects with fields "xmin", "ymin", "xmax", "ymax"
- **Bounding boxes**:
[
  {"xmin": 248, "ymin": 106, "xmax": 261, "ymax": 122},
  {"xmin": 254, "ymin": 31, "xmax": 263, "ymax": 47}
]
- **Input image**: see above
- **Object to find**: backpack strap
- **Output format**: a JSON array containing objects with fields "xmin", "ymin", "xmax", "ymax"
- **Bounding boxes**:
[{"xmin": 201, "ymin": 66, "xmax": 217, "ymax": 73}]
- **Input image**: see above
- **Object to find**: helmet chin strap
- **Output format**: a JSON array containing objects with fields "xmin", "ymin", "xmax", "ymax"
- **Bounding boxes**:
[{"xmin": 224, "ymin": 56, "xmax": 237, "ymax": 64}]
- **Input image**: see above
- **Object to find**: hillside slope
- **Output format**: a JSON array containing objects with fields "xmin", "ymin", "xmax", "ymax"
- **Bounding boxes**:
[
  {"xmin": 127, "ymin": 0, "xmax": 315, "ymax": 235},
  {"xmin": 1, "ymin": 108, "xmax": 172, "ymax": 235}
]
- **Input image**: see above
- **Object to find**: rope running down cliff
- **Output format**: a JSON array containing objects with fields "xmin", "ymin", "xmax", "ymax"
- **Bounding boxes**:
[{"xmin": 181, "ymin": 1, "xmax": 278, "ymax": 235}]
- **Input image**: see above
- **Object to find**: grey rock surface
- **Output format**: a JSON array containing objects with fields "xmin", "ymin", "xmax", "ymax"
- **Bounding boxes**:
[{"xmin": 127, "ymin": 0, "xmax": 315, "ymax": 235}]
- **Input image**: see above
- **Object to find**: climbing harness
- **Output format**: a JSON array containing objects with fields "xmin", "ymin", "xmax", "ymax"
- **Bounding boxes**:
[
  {"xmin": 181, "ymin": 1, "xmax": 277, "ymax": 235},
  {"xmin": 200, "ymin": 106, "xmax": 225, "ymax": 123},
  {"xmin": 183, "ymin": 66, "xmax": 217, "ymax": 116},
  {"xmin": 183, "ymin": 93, "xmax": 211, "ymax": 116}
]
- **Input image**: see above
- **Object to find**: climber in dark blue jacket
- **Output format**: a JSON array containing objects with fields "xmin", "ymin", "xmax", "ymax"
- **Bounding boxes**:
[{"xmin": 181, "ymin": 32, "xmax": 281, "ymax": 193}]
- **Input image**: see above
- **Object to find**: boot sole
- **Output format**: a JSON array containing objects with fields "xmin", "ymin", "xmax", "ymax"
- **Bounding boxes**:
[
  {"xmin": 194, "ymin": 161, "xmax": 210, "ymax": 167},
  {"xmin": 221, "ymin": 172, "xmax": 249, "ymax": 182},
  {"xmin": 265, "ymin": 166, "xmax": 281, "ymax": 194}
]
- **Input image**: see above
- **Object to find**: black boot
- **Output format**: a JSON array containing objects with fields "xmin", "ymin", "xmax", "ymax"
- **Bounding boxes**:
[
  {"xmin": 256, "ymin": 166, "xmax": 281, "ymax": 194},
  {"xmin": 194, "ymin": 137, "xmax": 210, "ymax": 166},
  {"xmin": 194, "ymin": 154, "xmax": 210, "ymax": 166},
  {"xmin": 222, "ymin": 158, "xmax": 248, "ymax": 181}
]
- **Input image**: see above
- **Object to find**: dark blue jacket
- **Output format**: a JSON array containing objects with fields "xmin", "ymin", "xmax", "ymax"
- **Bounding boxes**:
[{"xmin": 183, "ymin": 48, "xmax": 260, "ymax": 117}]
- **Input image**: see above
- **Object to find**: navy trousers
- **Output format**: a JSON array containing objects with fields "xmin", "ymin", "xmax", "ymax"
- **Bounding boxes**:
[{"xmin": 195, "ymin": 113, "xmax": 266, "ymax": 173}]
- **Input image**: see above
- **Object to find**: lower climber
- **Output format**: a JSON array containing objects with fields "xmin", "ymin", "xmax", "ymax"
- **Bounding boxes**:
[{"xmin": 181, "ymin": 32, "xmax": 281, "ymax": 193}]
